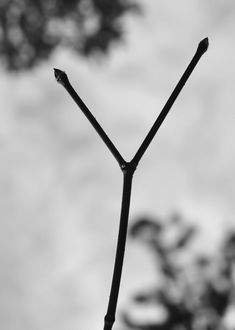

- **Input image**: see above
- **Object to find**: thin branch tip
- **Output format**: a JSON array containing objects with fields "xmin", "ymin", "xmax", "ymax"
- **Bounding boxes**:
[
  {"xmin": 54, "ymin": 68, "xmax": 68, "ymax": 84},
  {"xmin": 198, "ymin": 37, "xmax": 209, "ymax": 54}
]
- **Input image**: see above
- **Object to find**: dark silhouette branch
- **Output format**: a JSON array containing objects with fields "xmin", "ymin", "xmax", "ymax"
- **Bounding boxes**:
[
  {"xmin": 131, "ymin": 37, "xmax": 209, "ymax": 167},
  {"xmin": 54, "ymin": 37, "xmax": 209, "ymax": 330},
  {"xmin": 54, "ymin": 68, "xmax": 125, "ymax": 168},
  {"xmin": 104, "ymin": 167, "xmax": 134, "ymax": 330}
]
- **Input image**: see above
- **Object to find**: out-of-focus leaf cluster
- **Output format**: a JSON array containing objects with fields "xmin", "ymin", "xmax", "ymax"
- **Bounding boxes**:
[
  {"xmin": 0, "ymin": 0, "xmax": 140, "ymax": 71},
  {"xmin": 122, "ymin": 214, "xmax": 235, "ymax": 330}
]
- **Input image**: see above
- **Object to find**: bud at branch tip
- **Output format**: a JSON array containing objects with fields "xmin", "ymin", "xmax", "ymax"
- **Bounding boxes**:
[
  {"xmin": 197, "ymin": 37, "xmax": 209, "ymax": 54},
  {"xmin": 54, "ymin": 68, "xmax": 68, "ymax": 84}
]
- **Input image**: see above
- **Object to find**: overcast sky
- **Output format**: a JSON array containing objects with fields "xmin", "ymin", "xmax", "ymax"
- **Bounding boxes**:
[{"xmin": 1, "ymin": 1, "xmax": 235, "ymax": 330}]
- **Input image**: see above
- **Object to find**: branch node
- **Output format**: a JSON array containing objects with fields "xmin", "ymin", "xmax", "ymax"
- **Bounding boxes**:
[{"xmin": 121, "ymin": 161, "xmax": 137, "ymax": 174}]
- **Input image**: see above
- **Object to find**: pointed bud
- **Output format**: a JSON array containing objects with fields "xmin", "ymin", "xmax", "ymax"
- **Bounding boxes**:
[
  {"xmin": 197, "ymin": 37, "xmax": 209, "ymax": 54},
  {"xmin": 54, "ymin": 68, "xmax": 68, "ymax": 85}
]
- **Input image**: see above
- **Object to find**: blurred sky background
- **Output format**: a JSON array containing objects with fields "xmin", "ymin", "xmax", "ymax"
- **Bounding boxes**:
[{"xmin": 1, "ymin": 1, "xmax": 235, "ymax": 329}]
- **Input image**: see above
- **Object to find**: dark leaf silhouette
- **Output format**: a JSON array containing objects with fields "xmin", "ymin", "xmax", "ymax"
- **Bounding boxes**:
[
  {"xmin": 122, "ymin": 214, "xmax": 235, "ymax": 330},
  {"xmin": 129, "ymin": 217, "xmax": 163, "ymax": 239},
  {"xmin": 173, "ymin": 226, "xmax": 195, "ymax": 250}
]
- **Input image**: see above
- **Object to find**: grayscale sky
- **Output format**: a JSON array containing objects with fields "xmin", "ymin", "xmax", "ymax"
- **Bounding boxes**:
[{"xmin": 1, "ymin": 1, "xmax": 235, "ymax": 329}]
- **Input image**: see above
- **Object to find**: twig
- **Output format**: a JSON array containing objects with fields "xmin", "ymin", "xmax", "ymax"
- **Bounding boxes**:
[
  {"xmin": 104, "ymin": 167, "xmax": 134, "ymax": 330},
  {"xmin": 131, "ymin": 37, "xmax": 209, "ymax": 167},
  {"xmin": 54, "ymin": 37, "xmax": 209, "ymax": 330},
  {"xmin": 54, "ymin": 68, "xmax": 125, "ymax": 168}
]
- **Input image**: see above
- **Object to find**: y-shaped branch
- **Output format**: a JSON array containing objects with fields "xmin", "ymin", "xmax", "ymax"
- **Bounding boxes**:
[{"xmin": 54, "ymin": 37, "xmax": 208, "ymax": 330}]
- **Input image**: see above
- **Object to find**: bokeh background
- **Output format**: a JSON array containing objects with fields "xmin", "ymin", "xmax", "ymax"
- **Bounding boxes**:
[{"xmin": 1, "ymin": 1, "xmax": 235, "ymax": 329}]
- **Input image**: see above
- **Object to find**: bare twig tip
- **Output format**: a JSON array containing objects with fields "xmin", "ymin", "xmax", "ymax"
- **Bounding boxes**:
[
  {"xmin": 54, "ymin": 68, "xmax": 68, "ymax": 84},
  {"xmin": 197, "ymin": 37, "xmax": 209, "ymax": 54}
]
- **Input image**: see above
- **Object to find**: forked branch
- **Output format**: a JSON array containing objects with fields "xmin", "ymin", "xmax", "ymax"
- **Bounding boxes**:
[{"xmin": 54, "ymin": 37, "xmax": 209, "ymax": 330}]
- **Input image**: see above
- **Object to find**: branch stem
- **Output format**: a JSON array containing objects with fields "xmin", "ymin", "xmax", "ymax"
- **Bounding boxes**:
[
  {"xmin": 104, "ymin": 166, "xmax": 134, "ymax": 330},
  {"xmin": 131, "ymin": 37, "xmax": 209, "ymax": 167},
  {"xmin": 54, "ymin": 68, "xmax": 125, "ymax": 168}
]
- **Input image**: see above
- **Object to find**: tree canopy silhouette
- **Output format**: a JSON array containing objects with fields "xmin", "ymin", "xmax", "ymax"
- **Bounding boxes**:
[{"xmin": 0, "ymin": 0, "xmax": 139, "ymax": 71}]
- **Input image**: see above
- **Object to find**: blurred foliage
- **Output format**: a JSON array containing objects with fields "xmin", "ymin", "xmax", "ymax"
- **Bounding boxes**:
[
  {"xmin": 122, "ymin": 214, "xmax": 235, "ymax": 330},
  {"xmin": 0, "ymin": 0, "xmax": 140, "ymax": 71}
]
